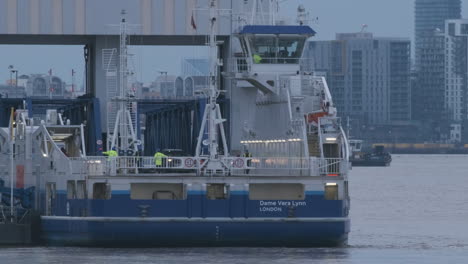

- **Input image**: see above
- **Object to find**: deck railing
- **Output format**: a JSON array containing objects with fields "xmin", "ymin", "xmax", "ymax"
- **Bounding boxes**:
[
  {"xmin": 68, "ymin": 156, "xmax": 348, "ymax": 177},
  {"xmin": 229, "ymin": 57, "xmax": 312, "ymax": 74}
]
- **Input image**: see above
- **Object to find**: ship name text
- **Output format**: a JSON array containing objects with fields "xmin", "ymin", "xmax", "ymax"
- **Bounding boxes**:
[{"xmin": 259, "ymin": 200, "xmax": 307, "ymax": 212}]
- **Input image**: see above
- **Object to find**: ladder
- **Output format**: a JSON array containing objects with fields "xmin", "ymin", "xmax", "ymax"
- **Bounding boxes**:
[{"xmin": 103, "ymin": 48, "xmax": 118, "ymax": 148}]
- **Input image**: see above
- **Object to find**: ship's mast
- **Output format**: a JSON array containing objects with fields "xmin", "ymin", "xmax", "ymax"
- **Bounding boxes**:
[
  {"xmin": 109, "ymin": 10, "xmax": 138, "ymax": 153},
  {"xmin": 207, "ymin": 1, "xmax": 222, "ymax": 159},
  {"xmin": 195, "ymin": 0, "xmax": 229, "ymax": 172},
  {"xmin": 119, "ymin": 10, "xmax": 129, "ymax": 151},
  {"xmin": 248, "ymin": 0, "xmax": 279, "ymax": 25}
]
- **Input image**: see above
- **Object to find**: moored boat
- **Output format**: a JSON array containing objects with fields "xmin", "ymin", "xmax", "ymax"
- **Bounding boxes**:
[
  {"xmin": 1, "ymin": 1, "xmax": 351, "ymax": 247},
  {"xmin": 349, "ymin": 140, "xmax": 392, "ymax": 167}
]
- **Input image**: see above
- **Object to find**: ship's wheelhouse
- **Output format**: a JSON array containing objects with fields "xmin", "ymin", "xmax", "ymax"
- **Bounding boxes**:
[{"xmin": 238, "ymin": 25, "xmax": 316, "ymax": 65}]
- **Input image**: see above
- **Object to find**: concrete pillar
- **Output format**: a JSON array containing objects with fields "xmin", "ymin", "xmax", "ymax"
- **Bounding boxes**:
[{"xmin": 93, "ymin": 36, "xmax": 120, "ymax": 134}]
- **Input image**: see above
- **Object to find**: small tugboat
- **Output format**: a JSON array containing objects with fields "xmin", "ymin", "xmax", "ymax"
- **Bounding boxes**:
[{"xmin": 349, "ymin": 140, "xmax": 392, "ymax": 167}]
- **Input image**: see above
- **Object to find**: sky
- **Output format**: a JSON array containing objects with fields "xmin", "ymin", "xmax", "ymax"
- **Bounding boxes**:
[{"xmin": 1, "ymin": 0, "xmax": 468, "ymax": 86}]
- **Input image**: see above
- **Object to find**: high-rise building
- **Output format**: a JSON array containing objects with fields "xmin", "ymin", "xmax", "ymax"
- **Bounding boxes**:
[
  {"xmin": 444, "ymin": 19, "xmax": 468, "ymax": 142},
  {"xmin": 413, "ymin": 0, "xmax": 461, "ymax": 124},
  {"xmin": 307, "ymin": 32, "xmax": 411, "ymax": 128},
  {"xmin": 444, "ymin": 19, "xmax": 468, "ymax": 122}
]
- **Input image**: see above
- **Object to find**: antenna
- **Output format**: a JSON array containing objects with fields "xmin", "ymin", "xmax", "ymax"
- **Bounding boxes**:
[
  {"xmin": 194, "ymin": 0, "xmax": 229, "ymax": 174},
  {"xmin": 295, "ymin": 4, "xmax": 318, "ymax": 26},
  {"xmin": 71, "ymin": 69, "xmax": 76, "ymax": 98},
  {"xmin": 360, "ymin": 24, "xmax": 368, "ymax": 33},
  {"xmin": 296, "ymin": 4, "xmax": 309, "ymax": 25}
]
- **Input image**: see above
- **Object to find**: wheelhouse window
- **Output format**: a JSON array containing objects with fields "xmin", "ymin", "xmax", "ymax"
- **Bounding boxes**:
[
  {"xmin": 251, "ymin": 36, "xmax": 277, "ymax": 63},
  {"xmin": 278, "ymin": 37, "xmax": 305, "ymax": 59},
  {"xmin": 249, "ymin": 35, "xmax": 306, "ymax": 64}
]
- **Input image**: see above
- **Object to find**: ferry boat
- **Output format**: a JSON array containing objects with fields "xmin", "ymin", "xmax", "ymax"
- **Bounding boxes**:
[{"xmin": 0, "ymin": 2, "xmax": 350, "ymax": 247}]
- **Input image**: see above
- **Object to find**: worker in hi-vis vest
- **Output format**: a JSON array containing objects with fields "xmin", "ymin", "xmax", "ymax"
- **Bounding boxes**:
[
  {"xmin": 103, "ymin": 147, "xmax": 118, "ymax": 174},
  {"xmin": 154, "ymin": 150, "xmax": 167, "ymax": 167},
  {"xmin": 253, "ymin": 54, "xmax": 262, "ymax": 64},
  {"xmin": 103, "ymin": 148, "xmax": 118, "ymax": 160}
]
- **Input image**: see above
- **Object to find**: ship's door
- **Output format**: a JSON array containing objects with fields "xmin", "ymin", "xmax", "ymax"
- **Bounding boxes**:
[
  {"xmin": 323, "ymin": 144, "xmax": 340, "ymax": 174},
  {"xmin": 323, "ymin": 144, "xmax": 339, "ymax": 158},
  {"xmin": 46, "ymin": 182, "xmax": 56, "ymax": 216}
]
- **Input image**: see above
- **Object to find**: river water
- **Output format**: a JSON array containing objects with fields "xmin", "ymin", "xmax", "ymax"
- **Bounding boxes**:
[{"xmin": 1, "ymin": 155, "xmax": 467, "ymax": 263}]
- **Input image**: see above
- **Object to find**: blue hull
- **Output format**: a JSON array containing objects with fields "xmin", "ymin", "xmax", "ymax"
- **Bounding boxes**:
[{"xmin": 41, "ymin": 217, "xmax": 350, "ymax": 247}]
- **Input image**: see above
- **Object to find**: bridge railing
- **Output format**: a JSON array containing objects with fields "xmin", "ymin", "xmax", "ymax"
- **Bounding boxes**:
[{"xmin": 67, "ymin": 156, "xmax": 348, "ymax": 177}]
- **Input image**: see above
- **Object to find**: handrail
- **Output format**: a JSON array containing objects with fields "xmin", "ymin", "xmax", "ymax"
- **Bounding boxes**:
[
  {"xmin": 319, "ymin": 76, "xmax": 334, "ymax": 107},
  {"xmin": 317, "ymin": 118, "xmax": 325, "ymax": 159},
  {"xmin": 229, "ymin": 57, "xmax": 312, "ymax": 74},
  {"xmin": 68, "ymin": 156, "xmax": 348, "ymax": 177},
  {"xmin": 340, "ymin": 126, "xmax": 350, "ymax": 161}
]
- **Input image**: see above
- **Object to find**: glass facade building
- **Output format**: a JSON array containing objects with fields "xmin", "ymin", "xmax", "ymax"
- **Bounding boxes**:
[{"xmin": 413, "ymin": 0, "xmax": 461, "ymax": 124}]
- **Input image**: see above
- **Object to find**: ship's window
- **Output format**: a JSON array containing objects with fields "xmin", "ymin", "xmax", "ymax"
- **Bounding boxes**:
[
  {"xmin": 67, "ymin": 180, "xmax": 76, "ymax": 199},
  {"xmin": 206, "ymin": 184, "xmax": 229, "ymax": 200},
  {"xmin": 278, "ymin": 37, "xmax": 305, "ymax": 60},
  {"xmin": 251, "ymin": 36, "xmax": 277, "ymax": 61},
  {"xmin": 130, "ymin": 183, "xmax": 186, "ymax": 200},
  {"xmin": 250, "ymin": 36, "xmax": 306, "ymax": 64},
  {"xmin": 249, "ymin": 184, "xmax": 304, "ymax": 200},
  {"xmin": 93, "ymin": 183, "xmax": 111, "ymax": 200},
  {"xmin": 325, "ymin": 183, "xmax": 339, "ymax": 200},
  {"xmin": 76, "ymin": 180, "xmax": 87, "ymax": 199}
]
